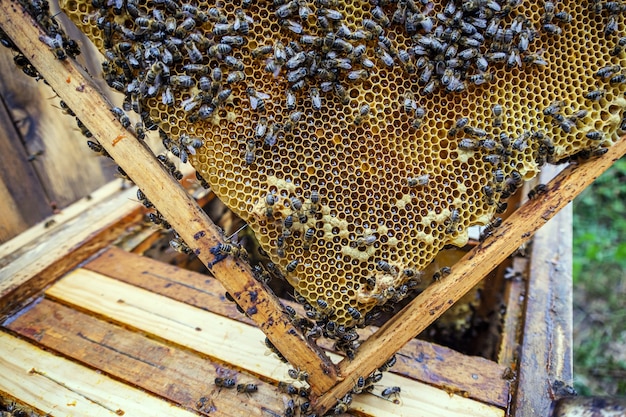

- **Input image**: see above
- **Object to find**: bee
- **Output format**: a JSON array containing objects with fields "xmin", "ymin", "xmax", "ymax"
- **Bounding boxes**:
[
  {"xmin": 183, "ymin": 41, "xmax": 203, "ymax": 63},
  {"xmin": 468, "ymin": 72, "xmax": 494, "ymax": 85},
  {"xmin": 605, "ymin": 15, "xmax": 618, "ymax": 36},
  {"xmin": 215, "ymin": 377, "xmax": 236, "ymax": 389},
  {"xmin": 584, "ymin": 89, "xmax": 605, "ymax": 101},
  {"xmin": 285, "ymin": 89, "xmax": 296, "ymax": 110},
  {"xmin": 278, "ymin": 381, "xmax": 299, "ymax": 395},
  {"xmin": 355, "ymin": 233, "xmax": 376, "ymax": 247},
  {"xmin": 378, "ymin": 355, "xmax": 396, "ymax": 372},
  {"xmin": 252, "ymin": 44, "xmax": 273, "ymax": 58},
  {"xmin": 237, "ymin": 383, "xmax": 258, "ymax": 394},
  {"xmin": 255, "ymin": 117, "xmax": 268, "ymax": 138},
  {"xmin": 244, "ymin": 139, "xmax": 256, "ymax": 165},
  {"xmin": 111, "ymin": 107, "xmax": 130, "ymax": 128},
  {"xmin": 407, "ymin": 174, "xmax": 430, "ymax": 187},
  {"xmin": 347, "ymin": 306, "xmax": 362, "ymax": 321},
  {"xmin": 527, "ymin": 184, "xmax": 548, "ymax": 200},
  {"xmin": 86, "ymin": 140, "xmax": 110, "ymax": 157},
  {"xmin": 595, "ymin": 65, "xmax": 621, "ymax": 79},
  {"xmin": 283, "ymin": 398, "xmax": 296, "ymax": 417},
  {"xmin": 459, "ymin": 138, "xmax": 478, "ymax": 151},
  {"xmin": 610, "ymin": 74, "xmax": 626, "ymax": 85},
  {"xmin": 432, "ymin": 266, "xmax": 451, "ymax": 281},
  {"xmin": 287, "ymin": 368, "xmax": 308, "ymax": 382},
  {"xmin": 381, "ymin": 386, "xmax": 401, "ymax": 399},
  {"xmin": 492, "ymin": 104, "xmax": 503, "ymax": 127},
  {"xmin": 39, "ymin": 33, "xmax": 66, "ymax": 60},
  {"xmin": 309, "ymin": 88, "xmax": 322, "ymax": 110},
  {"xmin": 264, "ymin": 123, "xmax": 281, "ymax": 146},
  {"xmin": 347, "ymin": 69, "xmax": 369, "ymax": 81},
  {"xmin": 225, "ymin": 55, "xmax": 245, "ymax": 71},
  {"xmin": 402, "ymin": 91, "xmax": 417, "ymax": 113},
  {"xmin": 377, "ymin": 260, "xmax": 395, "ymax": 274},
  {"xmin": 286, "ymin": 259, "xmax": 298, "ymax": 273},
  {"xmin": 446, "ymin": 208, "xmax": 460, "ymax": 232},
  {"xmin": 354, "ymin": 104, "xmax": 371, "ymax": 125},
  {"xmin": 479, "ymin": 217, "xmax": 503, "ymax": 241},
  {"xmin": 332, "ymin": 394, "xmax": 352, "ymax": 415},
  {"xmin": 543, "ymin": 100, "xmax": 564, "ymax": 116},
  {"xmin": 233, "ymin": 8, "xmax": 251, "ymax": 34},
  {"xmin": 448, "ymin": 117, "xmax": 469, "ymax": 136},
  {"xmin": 585, "ymin": 131, "xmax": 603, "ymax": 140},
  {"xmin": 246, "ymin": 87, "xmax": 270, "ymax": 112},
  {"xmin": 464, "ymin": 125, "xmax": 488, "ymax": 138},
  {"xmin": 211, "ymin": 242, "xmax": 242, "ymax": 257}
]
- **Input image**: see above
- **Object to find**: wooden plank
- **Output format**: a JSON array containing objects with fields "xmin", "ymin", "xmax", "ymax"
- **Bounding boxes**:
[
  {"xmin": 46, "ymin": 269, "xmax": 306, "ymax": 380},
  {"xmin": 0, "ymin": 39, "xmax": 111, "ymax": 210},
  {"xmin": 312, "ymin": 134, "xmax": 626, "ymax": 413},
  {"xmin": 0, "ymin": 4, "xmax": 338, "ymax": 391},
  {"xmin": 4, "ymin": 299, "xmax": 291, "ymax": 417},
  {"xmin": 0, "ymin": 184, "xmax": 142, "ymax": 315},
  {"xmin": 0, "ymin": 179, "xmax": 131, "ymax": 263},
  {"xmin": 0, "ymin": 63, "xmax": 51, "ymax": 243},
  {"xmin": 497, "ymin": 257, "xmax": 528, "ymax": 368},
  {"xmin": 85, "ymin": 247, "xmax": 510, "ymax": 408},
  {"xmin": 0, "ymin": 331, "xmax": 200, "ymax": 417},
  {"xmin": 43, "ymin": 271, "xmax": 500, "ymax": 417},
  {"xmin": 512, "ymin": 166, "xmax": 573, "ymax": 417},
  {"xmin": 351, "ymin": 373, "xmax": 503, "ymax": 417}
]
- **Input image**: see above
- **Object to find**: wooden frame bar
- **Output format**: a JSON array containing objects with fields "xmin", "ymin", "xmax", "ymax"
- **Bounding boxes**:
[{"xmin": 0, "ymin": 0, "xmax": 338, "ymax": 394}]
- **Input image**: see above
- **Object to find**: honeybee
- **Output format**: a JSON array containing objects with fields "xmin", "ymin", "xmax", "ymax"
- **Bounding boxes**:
[
  {"xmin": 448, "ymin": 117, "xmax": 469, "ymax": 136},
  {"xmin": 39, "ymin": 33, "xmax": 66, "ymax": 60},
  {"xmin": 584, "ymin": 89, "xmax": 605, "ymax": 101},
  {"xmin": 378, "ymin": 355, "xmax": 396, "ymax": 372},
  {"xmin": 247, "ymin": 87, "xmax": 270, "ymax": 112},
  {"xmin": 215, "ymin": 377, "xmax": 236, "ymax": 390},
  {"xmin": 527, "ymin": 184, "xmax": 548, "ymax": 200},
  {"xmin": 237, "ymin": 383, "xmax": 258, "ymax": 394},
  {"xmin": 287, "ymin": 368, "xmax": 308, "ymax": 382},
  {"xmin": 432, "ymin": 266, "xmax": 451, "ymax": 281},
  {"xmin": 355, "ymin": 232, "xmax": 376, "ymax": 247},
  {"xmin": 111, "ymin": 107, "xmax": 130, "ymax": 128},
  {"xmin": 310, "ymin": 87, "xmax": 322, "ymax": 110},
  {"xmin": 381, "ymin": 386, "xmax": 401, "ymax": 400},
  {"xmin": 286, "ymin": 259, "xmax": 298, "ymax": 273},
  {"xmin": 407, "ymin": 174, "xmax": 430, "ymax": 187},
  {"xmin": 347, "ymin": 306, "xmax": 362, "ymax": 321},
  {"xmin": 244, "ymin": 139, "xmax": 256, "ymax": 165}
]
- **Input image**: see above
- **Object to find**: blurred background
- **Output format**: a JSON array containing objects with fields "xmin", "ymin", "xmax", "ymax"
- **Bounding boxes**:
[{"xmin": 573, "ymin": 155, "xmax": 626, "ymax": 396}]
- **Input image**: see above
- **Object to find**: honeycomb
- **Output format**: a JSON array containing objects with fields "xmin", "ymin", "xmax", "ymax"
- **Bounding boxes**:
[{"xmin": 60, "ymin": 0, "xmax": 621, "ymax": 327}]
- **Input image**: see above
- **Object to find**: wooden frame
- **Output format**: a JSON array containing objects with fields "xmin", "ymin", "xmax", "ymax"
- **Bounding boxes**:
[{"xmin": 1, "ymin": 1, "xmax": 625, "ymax": 414}]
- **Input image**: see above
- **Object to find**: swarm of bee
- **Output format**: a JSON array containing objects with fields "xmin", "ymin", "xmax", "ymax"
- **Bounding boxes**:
[{"xmin": 21, "ymin": 0, "xmax": 617, "ymax": 347}]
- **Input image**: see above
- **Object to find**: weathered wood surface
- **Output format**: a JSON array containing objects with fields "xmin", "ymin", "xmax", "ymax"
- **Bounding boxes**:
[
  {"xmin": 497, "ymin": 257, "xmax": 528, "ymax": 368},
  {"xmin": 0, "ymin": 182, "xmax": 142, "ymax": 315},
  {"xmin": 0, "ymin": 74, "xmax": 51, "ymax": 242},
  {"xmin": 0, "ymin": 46, "xmax": 113, "ymax": 224},
  {"xmin": 313, "ymin": 136, "xmax": 626, "ymax": 413},
  {"xmin": 0, "ymin": 3, "xmax": 338, "ymax": 392},
  {"xmin": 86, "ymin": 247, "xmax": 510, "ymax": 408},
  {"xmin": 512, "ymin": 165, "xmax": 574, "ymax": 417},
  {"xmin": 0, "ymin": 331, "xmax": 200, "ymax": 417},
  {"xmin": 4, "ymin": 299, "xmax": 291, "ymax": 417}
]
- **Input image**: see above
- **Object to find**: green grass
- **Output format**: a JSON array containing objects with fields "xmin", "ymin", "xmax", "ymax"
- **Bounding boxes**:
[{"xmin": 572, "ymin": 156, "xmax": 626, "ymax": 396}]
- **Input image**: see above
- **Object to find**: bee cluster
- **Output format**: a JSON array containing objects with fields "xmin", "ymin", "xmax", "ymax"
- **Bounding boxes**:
[{"xmin": 54, "ymin": 0, "xmax": 624, "ymax": 332}]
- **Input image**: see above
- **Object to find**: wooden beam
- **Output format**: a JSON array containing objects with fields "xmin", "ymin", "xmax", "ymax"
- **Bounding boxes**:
[
  {"xmin": 0, "ymin": 331, "xmax": 201, "ymax": 417},
  {"xmin": 511, "ymin": 165, "xmax": 573, "ymax": 416},
  {"xmin": 0, "ymin": 0, "xmax": 337, "ymax": 392},
  {"xmin": 312, "ymin": 138, "xmax": 626, "ymax": 414}
]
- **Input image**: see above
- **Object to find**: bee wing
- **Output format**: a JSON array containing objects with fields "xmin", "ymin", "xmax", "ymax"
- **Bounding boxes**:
[
  {"xmin": 249, "ymin": 96, "xmax": 259, "ymax": 110},
  {"xmin": 257, "ymin": 91, "xmax": 271, "ymax": 100}
]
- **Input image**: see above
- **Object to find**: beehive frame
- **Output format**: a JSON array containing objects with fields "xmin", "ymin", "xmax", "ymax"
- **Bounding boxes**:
[{"xmin": 1, "ymin": 1, "xmax": 626, "ymax": 414}]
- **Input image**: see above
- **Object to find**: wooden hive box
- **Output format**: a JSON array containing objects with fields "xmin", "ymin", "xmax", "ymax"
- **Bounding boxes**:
[{"xmin": 1, "ymin": 0, "xmax": 625, "ymax": 415}]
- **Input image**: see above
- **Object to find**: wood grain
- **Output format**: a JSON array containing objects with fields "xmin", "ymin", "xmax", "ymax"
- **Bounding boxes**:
[
  {"xmin": 511, "ymin": 166, "xmax": 574, "ymax": 416},
  {"xmin": 86, "ymin": 247, "xmax": 510, "ymax": 408},
  {"xmin": 0, "ymin": 3, "xmax": 338, "ymax": 392},
  {"xmin": 5, "ymin": 299, "xmax": 290, "ymax": 417},
  {"xmin": 0, "ymin": 331, "xmax": 200, "ymax": 417},
  {"xmin": 312, "ymin": 137, "xmax": 626, "ymax": 414}
]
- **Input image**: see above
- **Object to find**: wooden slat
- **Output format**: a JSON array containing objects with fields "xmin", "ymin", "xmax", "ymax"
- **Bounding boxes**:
[
  {"xmin": 44, "ymin": 269, "xmax": 502, "ymax": 416},
  {"xmin": 0, "ymin": 331, "xmax": 200, "ymax": 417},
  {"xmin": 46, "ymin": 269, "xmax": 302, "ymax": 380},
  {"xmin": 0, "ymin": 3, "xmax": 338, "ymax": 391},
  {"xmin": 512, "ymin": 166, "xmax": 573, "ymax": 416},
  {"xmin": 85, "ymin": 247, "xmax": 510, "ymax": 408},
  {"xmin": 313, "ymin": 135, "xmax": 626, "ymax": 413},
  {"xmin": 4, "ymin": 299, "xmax": 289, "ymax": 417},
  {"xmin": 497, "ymin": 257, "xmax": 528, "ymax": 367},
  {"xmin": 0, "ymin": 183, "xmax": 142, "ymax": 315}
]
